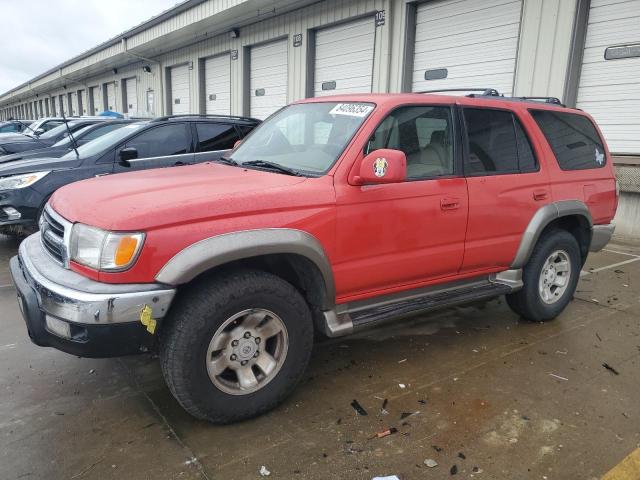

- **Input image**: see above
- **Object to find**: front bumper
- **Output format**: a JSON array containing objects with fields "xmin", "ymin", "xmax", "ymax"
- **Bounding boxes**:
[
  {"xmin": 590, "ymin": 223, "xmax": 615, "ymax": 252},
  {"xmin": 9, "ymin": 234, "xmax": 176, "ymax": 358}
]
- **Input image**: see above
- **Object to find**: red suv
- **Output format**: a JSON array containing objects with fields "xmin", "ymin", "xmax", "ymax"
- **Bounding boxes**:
[{"xmin": 10, "ymin": 91, "xmax": 617, "ymax": 423}]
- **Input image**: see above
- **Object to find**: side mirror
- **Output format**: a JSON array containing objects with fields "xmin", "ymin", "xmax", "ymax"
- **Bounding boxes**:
[
  {"xmin": 119, "ymin": 147, "xmax": 138, "ymax": 166},
  {"xmin": 353, "ymin": 148, "xmax": 407, "ymax": 185},
  {"xmin": 34, "ymin": 128, "xmax": 45, "ymax": 136}
]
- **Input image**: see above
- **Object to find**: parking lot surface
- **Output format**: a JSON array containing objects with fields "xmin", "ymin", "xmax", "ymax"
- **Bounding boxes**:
[{"xmin": 1, "ymin": 234, "xmax": 638, "ymax": 480}]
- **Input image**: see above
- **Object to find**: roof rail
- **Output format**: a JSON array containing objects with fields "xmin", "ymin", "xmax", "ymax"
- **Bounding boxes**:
[
  {"xmin": 150, "ymin": 113, "xmax": 259, "ymax": 123},
  {"xmin": 418, "ymin": 88, "xmax": 502, "ymax": 97},
  {"xmin": 513, "ymin": 96, "xmax": 565, "ymax": 106}
]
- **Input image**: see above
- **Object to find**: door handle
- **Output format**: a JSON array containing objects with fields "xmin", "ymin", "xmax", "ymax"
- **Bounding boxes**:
[
  {"xmin": 440, "ymin": 197, "xmax": 460, "ymax": 210},
  {"xmin": 533, "ymin": 189, "xmax": 549, "ymax": 201}
]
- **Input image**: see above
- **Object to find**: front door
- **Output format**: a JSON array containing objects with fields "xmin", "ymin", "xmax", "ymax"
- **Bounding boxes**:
[
  {"xmin": 334, "ymin": 105, "xmax": 468, "ymax": 301},
  {"xmin": 112, "ymin": 122, "xmax": 194, "ymax": 172}
]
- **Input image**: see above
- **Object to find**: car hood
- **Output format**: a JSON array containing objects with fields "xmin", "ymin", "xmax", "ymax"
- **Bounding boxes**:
[
  {"xmin": 0, "ymin": 133, "xmax": 37, "ymax": 144},
  {"xmin": 0, "ymin": 146, "xmax": 68, "ymax": 163},
  {"xmin": 50, "ymin": 162, "xmax": 311, "ymax": 231},
  {"xmin": 0, "ymin": 156, "xmax": 83, "ymax": 177}
]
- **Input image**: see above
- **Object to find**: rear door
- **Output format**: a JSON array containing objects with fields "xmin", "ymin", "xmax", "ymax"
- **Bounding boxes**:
[
  {"xmin": 192, "ymin": 122, "xmax": 241, "ymax": 163},
  {"xmin": 112, "ymin": 122, "xmax": 194, "ymax": 173},
  {"xmin": 460, "ymin": 104, "xmax": 550, "ymax": 272}
]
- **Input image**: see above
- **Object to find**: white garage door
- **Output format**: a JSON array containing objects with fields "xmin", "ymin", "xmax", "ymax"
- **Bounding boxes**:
[
  {"xmin": 125, "ymin": 77, "xmax": 138, "ymax": 114},
  {"xmin": 170, "ymin": 64, "xmax": 191, "ymax": 115},
  {"xmin": 576, "ymin": 0, "xmax": 640, "ymax": 154},
  {"xmin": 105, "ymin": 83, "xmax": 116, "ymax": 111},
  {"xmin": 77, "ymin": 90, "xmax": 85, "ymax": 115},
  {"xmin": 204, "ymin": 54, "xmax": 231, "ymax": 115},
  {"xmin": 411, "ymin": 0, "xmax": 523, "ymax": 95},
  {"xmin": 250, "ymin": 39, "xmax": 288, "ymax": 119},
  {"xmin": 70, "ymin": 93, "xmax": 78, "ymax": 116},
  {"xmin": 91, "ymin": 87, "xmax": 100, "ymax": 114},
  {"xmin": 314, "ymin": 17, "xmax": 376, "ymax": 96}
]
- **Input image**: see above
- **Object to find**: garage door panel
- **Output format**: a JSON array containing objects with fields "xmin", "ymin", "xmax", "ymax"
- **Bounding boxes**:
[
  {"xmin": 415, "ymin": 24, "xmax": 518, "ymax": 52},
  {"xmin": 125, "ymin": 78, "xmax": 138, "ymax": 113},
  {"xmin": 587, "ymin": 0, "xmax": 640, "ymax": 24},
  {"xmin": 421, "ymin": 0, "xmax": 520, "ymax": 21},
  {"xmin": 250, "ymin": 39, "xmax": 288, "ymax": 119},
  {"xmin": 314, "ymin": 16, "xmax": 375, "ymax": 97},
  {"xmin": 583, "ymin": 16, "xmax": 640, "ymax": 48},
  {"xmin": 412, "ymin": 0, "xmax": 522, "ymax": 95},
  {"xmin": 204, "ymin": 55, "xmax": 230, "ymax": 115},
  {"xmin": 414, "ymin": 38, "xmax": 518, "ymax": 67},
  {"xmin": 170, "ymin": 65, "xmax": 190, "ymax": 115}
]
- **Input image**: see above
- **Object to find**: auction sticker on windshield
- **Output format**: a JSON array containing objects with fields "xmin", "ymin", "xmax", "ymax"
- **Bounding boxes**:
[{"xmin": 329, "ymin": 103, "xmax": 374, "ymax": 117}]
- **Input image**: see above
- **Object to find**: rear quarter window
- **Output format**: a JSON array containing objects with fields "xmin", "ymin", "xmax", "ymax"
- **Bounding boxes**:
[{"xmin": 530, "ymin": 110, "xmax": 606, "ymax": 170}]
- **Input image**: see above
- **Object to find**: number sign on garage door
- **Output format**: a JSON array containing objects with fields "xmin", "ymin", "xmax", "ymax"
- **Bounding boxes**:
[
  {"xmin": 411, "ymin": 0, "xmax": 523, "ymax": 95},
  {"xmin": 250, "ymin": 39, "xmax": 288, "ymax": 120},
  {"xmin": 576, "ymin": 0, "xmax": 640, "ymax": 154},
  {"xmin": 124, "ymin": 77, "xmax": 138, "ymax": 114},
  {"xmin": 314, "ymin": 16, "xmax": 376, "ymax": 96},
  {"xmin": 171, "ymin": 64, "xmax": 191, "ymax": 115},
  {"xmin": 204, "ymin": 54, "xmax": 231, "ymax": 115}
]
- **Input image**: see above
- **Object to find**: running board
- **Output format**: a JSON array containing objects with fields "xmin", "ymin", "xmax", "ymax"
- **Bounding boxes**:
[{"xmin": 321, "ymin": 270, "xmax": 521, "ymax": 338}]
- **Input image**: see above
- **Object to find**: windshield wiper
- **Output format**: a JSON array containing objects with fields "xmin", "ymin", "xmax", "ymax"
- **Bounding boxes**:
[
  {"xmin": 215, "ymin": 156, "xmax": 239, "ymax": 166},
  {"xmin": 241, "ymin": 160, "xmax": 302, "ymax": 176}
]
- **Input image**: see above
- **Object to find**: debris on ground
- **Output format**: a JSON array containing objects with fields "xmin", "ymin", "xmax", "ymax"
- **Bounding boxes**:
[
  {"xmin": 548, "ymin": 373, "xmax": 569, "ymax": 381},
  {"xmin": 400, "ymin": 412, "xmax": 412, "ymax": 420},
  {"xmin": 351, "ymin": 399, "xmax": 368, "ymax": 416},
  {"xmin": 259, "ymin": 465, "xmax": 271, "ymax": 476},
  {"xmin": 398, "ymin": 383, "xmax": 406, "ymax": 389},
  {"xmin": 418, "ymin": 399, "xmax": 427, "ymax": 405},
  {"xmin": 380, "ymin": 398, "xmax": 389, "ymax": 415},
  {"xmin": 472, "ymin": 467, "xmax": 483, "ymax": 473},
  {"xmin": 372, "ymin": 476, "xmax": 400, "ymax": 480},
  {"xmin": 398, "ymin": 358, "xmax": 407, "ymax": 364},
  {"xmin": 375, "ymin": 427, "xmax": 398, "ymax": 439},
  {"xmin": 424, "ymin": 459, "xmax": 438, "ymax": 468},
  {"xmin": 614, "ymin": 269, "xmax": 625, "ymax": 274},
  {"xmin": 555, "ymin": 349, "xmax": 568, "ymax": 355},
  {"xmin": 458, "ymin": 452, "xmax": 466, "ymax": 459},
  {"xmin": 88, "ymin": 369, "xmax": 95, "ymax": 375},
  {"xmin": 450, "ymin": 464, "xmax": 458, "ymax": 475},
  {"xmin": 602, "ymin": 363, "xmax": 620, "ymax": 375},
  {"xmin": 596, "ymin": 332, "xmax": 602, "ymax": 342},
  {"xmin": 432, "ymin": 445, "xmax": 443, "ymax": 452}
]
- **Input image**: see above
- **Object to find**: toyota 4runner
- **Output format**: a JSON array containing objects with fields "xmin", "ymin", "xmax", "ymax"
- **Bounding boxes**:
[{"xmin": 10, "ymin": 91, "xmax": 618, "ymax": 424}]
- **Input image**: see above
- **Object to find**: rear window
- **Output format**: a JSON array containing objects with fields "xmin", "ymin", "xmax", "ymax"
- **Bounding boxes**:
[{"xmin": 530, "ymin": 110, "xmax": 606, "ymax": 170}]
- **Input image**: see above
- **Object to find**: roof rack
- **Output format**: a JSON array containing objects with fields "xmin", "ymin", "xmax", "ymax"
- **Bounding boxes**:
[
  {"xmin": 150, "ymin": 114, "xmax": 259, "ymax": 123},
  {"xmin": 418, "ymin": 88, "xmax": 502, "ymax": 97},
  {"xmin": 513, "ymin": 96, "xmax": 565, "ymax": 106}
]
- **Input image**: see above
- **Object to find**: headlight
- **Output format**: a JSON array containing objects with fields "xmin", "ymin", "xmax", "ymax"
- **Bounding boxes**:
[
  {"xmin": 0, "ymin": 171, "xmax": 49, "ymax": 190},
  {"xmin": 69, "ymin": 223, "xmax": 145, "ymax": 271}
]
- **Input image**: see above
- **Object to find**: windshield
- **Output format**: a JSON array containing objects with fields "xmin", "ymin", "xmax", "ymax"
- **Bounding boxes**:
[
  {"xmin": 39, "ymin": 121, "xmax": 81, "ymax": 140},
  {"xmin": 61, "ymin": 122, "xmax": 147, "ymax": 159},
  {"xmin": 52, "ymin": 125, "xmax": 93, "ymax": 147},
  {"xmin": 229, "ymin": 102, "xmax": 375, "ymax": 175}
]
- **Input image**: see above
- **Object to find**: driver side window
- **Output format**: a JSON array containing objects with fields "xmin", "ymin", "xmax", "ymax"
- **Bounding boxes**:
[{"xmin": 367, "ymin": 106, "xmax": 455, "ymax": 179}]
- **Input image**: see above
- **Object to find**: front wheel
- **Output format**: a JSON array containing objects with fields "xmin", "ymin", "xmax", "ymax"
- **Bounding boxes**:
[
  {"xmin": 506, "ymin": 229, "xmax": 581, "ymax": 322},
  {"xmin": 160, "ymin": 269, "xmax": 314, "ymax": 424}
]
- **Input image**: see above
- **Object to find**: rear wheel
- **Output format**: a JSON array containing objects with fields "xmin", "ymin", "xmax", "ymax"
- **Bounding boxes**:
[
  {"xmin": 160, "ymin": 269, "xmax": 314, "ymax": 424},
  {"xmin": 506, "ymin": 229, "xmax": 581, "ymax": 322}
]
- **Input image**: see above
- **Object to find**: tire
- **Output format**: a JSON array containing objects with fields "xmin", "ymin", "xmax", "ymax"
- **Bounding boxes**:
[
  {"xmin": 160, "ymin": 269, "xmax": 314, "ymax": 424},
  {"xmin": 506, "ymin": 229, "xmax": 581, "ymax": 322}
]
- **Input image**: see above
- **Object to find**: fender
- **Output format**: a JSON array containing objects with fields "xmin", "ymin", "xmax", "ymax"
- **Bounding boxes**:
[
  {"xmin": 155, "ymin": 228, "xmax": 335, "ymax": 307},
  {"xmin": 510, "ymin": 200, "xmax": 592, "ymax": 269}
]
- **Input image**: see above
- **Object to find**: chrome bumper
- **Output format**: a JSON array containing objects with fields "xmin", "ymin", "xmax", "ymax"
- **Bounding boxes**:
[
  {"xmin": 17, "ymin": 233, "xmax": 176, "ymax": 325},
  {"xmin": 590, "ymin": 223, "xmax": 615, "ymax": 252}
]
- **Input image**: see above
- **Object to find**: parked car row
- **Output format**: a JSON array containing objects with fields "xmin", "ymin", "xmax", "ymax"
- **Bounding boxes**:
[
  {"xmin": 6, "ymin": 92, "xmax": 618, "ymax": 425},
  {"xmin": 0, "ymin": 113, "xmax": 260, "ymax": 236},
  {"xmin": 0, "ymin": 119, "xmax": 35, "ymax": 134}
]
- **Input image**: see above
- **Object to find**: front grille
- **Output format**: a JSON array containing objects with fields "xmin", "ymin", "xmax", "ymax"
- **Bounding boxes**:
[{"xmin": 40, "ymin": 207, "xmax": 67, "ymax": 265}]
